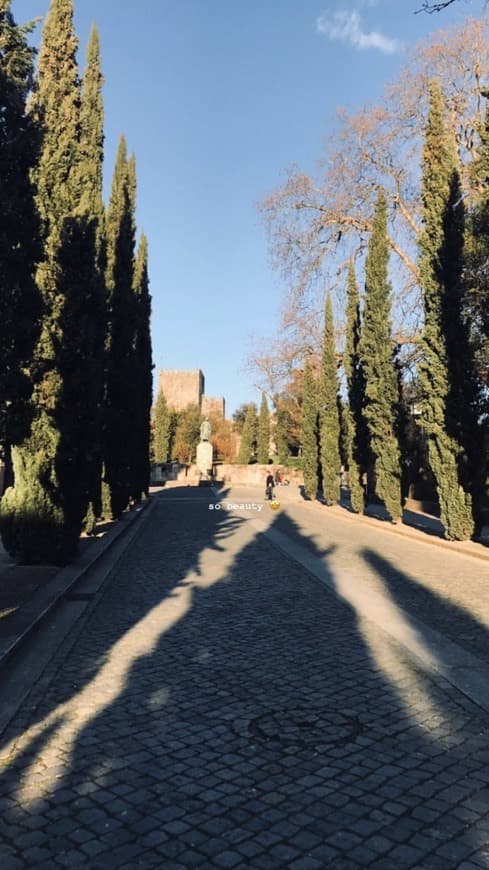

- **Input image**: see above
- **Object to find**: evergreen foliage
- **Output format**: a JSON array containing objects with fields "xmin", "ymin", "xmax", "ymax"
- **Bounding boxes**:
[
  {"xmin": 0, "ymin": 2, "xmax": 41, "ymax": 465},
  {"xmin": 257, "ymin": 393, "xmax": 270, "ymax": 464},
  {"xmin": 343, "ymin": 262, "xmax": 366, "ymax": 513},
  {"xmin": 237, "ymin": 403, "xmax": 257, "ymax": 464},
  {"xmin": 75, "ymin": 23, "xmax": 106, "ymax": 531},
  {"xmin": 172, "ymin": 405, "xmax": 201, "ymax": 464},
  {"xmin": 103, "ymin": 135, "xmax": 137, "ymax": 518},
  {"xmin": 153, "ymin": 391, "xmax": 172, "ymax": 464},
  {"xmin": 468, "ymin": 99, "xmax": 489, "ymax": 382},
  {"xmin": 301, "ymin": 361, "xmax": 319, "ymax": 499},
  {"xmin": 1, "ymin": 0, "xmax": 88, "ymax": 563},
  {"xmin": 360, "ymin": 190, "xmax": 402, "ymax": 523},
  {"xmin": 465, "ymin": 98, "xmax": 489, "ymax": 533},
  {"xmin": 319, "ymin": 295, "xmax": 341, "ymax": 505},
  {"xmin": 418, "ymin": 80, "xmax": 474, "ymax": 540},
  {"xmin": 274, "ymin": 404, "xmax": 290, "ymax": 464},
  {"xmin": 131, "ymin": 233, "xmax": 153, "ymax": 500}
]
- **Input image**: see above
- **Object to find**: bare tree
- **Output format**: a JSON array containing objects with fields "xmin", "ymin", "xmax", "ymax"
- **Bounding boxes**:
[
  {"xmin": 249, "ymin": 19, "xmax": 489, "ymax": 393},
  {"xmin": 416, "ymin": 1, "xmax": 488, "ymax": 12},
  {"xmin": 417, "ymin": 0, "xmax": 465, "ymax": 11}
]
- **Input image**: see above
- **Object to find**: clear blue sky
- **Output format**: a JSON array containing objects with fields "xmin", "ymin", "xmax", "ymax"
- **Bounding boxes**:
[{"xmin": 12, "ymin": 0, "xmax": 483, "ymax": 415}]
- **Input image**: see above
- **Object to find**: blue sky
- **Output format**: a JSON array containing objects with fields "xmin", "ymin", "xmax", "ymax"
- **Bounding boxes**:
[{"xmin": 12, "ymin": 0, "xmax": 484, "ymax": 415}]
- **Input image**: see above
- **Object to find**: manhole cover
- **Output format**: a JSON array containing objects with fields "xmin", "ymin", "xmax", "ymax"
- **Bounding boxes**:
[{"xmin": 246, "ymin": 708, "xmax": 365, "ymax": 750}]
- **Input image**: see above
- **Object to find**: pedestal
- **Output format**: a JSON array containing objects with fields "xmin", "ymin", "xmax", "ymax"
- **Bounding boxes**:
[{"xmin": 196, "ymin": 440, "xmax": 213, "ymax": 478}]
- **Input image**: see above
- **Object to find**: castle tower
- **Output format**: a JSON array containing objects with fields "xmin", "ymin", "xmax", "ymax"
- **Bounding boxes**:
[{"xmin": 158, "ymin": 369, "xmax": 204, "ymax": 411}]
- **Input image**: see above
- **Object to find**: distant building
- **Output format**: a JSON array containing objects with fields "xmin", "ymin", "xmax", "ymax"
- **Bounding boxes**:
[
  {"xmin": 158, "ymin": 369, "xmax": 204, "ymax": 412},
  {"xmin": 158, "ymin": 369, "xmax": 225, "ymax": 418},
  {"xmin": 201, "ymin": 395, "xmax": 225, "ymax": 419}
]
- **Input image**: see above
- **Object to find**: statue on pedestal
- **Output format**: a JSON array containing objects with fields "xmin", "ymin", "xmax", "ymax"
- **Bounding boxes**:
[{"xmin": 200, "ymin": 419, "xmax": 211, "ymax": 442}]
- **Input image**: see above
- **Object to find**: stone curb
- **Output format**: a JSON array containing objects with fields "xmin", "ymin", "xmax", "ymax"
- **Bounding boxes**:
[
  {"xmin": 220, "ymin": 484, "xmax": 489, "ymax": 562},
  {"xmin": 250, "ymin": 516, "xmax": 489, "ymax": 716},
  {"xmin": 277, "ymin": 490, "xmax": 489, "ymax": 563},
  {"xmin": 0, "ymin": 496, "xmax": 155, "ymax": 672}
]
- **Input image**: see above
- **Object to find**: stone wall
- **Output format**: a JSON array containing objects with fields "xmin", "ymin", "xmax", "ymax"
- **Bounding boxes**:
[
  {"xmin": 158, "ymin": 369, "xmax": 204, "ymax": 411},
  {"xmin": 201, "ymin": 395, "xmax": 225, "ymax": 419},
  {"xmin": 150, "ymin": 462, "xmax": 304, "ymax": 488},
  {"xmin": 215, "ymin": 464, "xmax": 304, "ymax": 487}
]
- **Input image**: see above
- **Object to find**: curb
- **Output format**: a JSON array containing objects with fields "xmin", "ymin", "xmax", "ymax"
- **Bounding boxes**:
[
  {"xmin": 0, "ymin": 496, "xmax": 156, "ymax": 672},
  {"xmin": 285, "ymin": 492, "xmax": 489, "ymax": 564},
  {"xmin": 217, "ymin": 484, "xmax": 489, "ymax": 562},
  {"xmin": 250, "ymin": 516, "xmax": 489, "ymax": 716}
]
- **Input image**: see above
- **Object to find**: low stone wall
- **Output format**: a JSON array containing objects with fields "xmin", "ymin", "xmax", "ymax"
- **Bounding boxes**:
[
  {"xmin": 215, "ymin": 464, "xmax": 303, "ymax": 487},
  {"xmin": 150, "ymin": 462, "xmax": 304, "ymax": 488}
]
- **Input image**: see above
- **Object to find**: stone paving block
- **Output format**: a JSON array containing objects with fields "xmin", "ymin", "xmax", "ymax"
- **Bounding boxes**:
[
  {"xmin": 1, "ymin": 494, "xmax": 489, "ymax": 868},
  {"xmin": 0, "ymin": 856, "xmax": 24, "ymax": 870}
]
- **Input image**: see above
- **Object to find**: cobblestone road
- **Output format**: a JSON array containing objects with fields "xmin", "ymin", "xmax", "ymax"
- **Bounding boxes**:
[{"xmin": 0, "ymin": 486, "xmax": 489, "ymax": 869}]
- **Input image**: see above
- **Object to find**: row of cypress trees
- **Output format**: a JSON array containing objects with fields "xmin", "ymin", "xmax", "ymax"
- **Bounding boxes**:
[
  {"xmin": 301, "ymin": 79, "xmax": 486, "ymax": 542},
  {"xmin": 0, "ymin": 0, "xmax": 153, "ymax": 564}
]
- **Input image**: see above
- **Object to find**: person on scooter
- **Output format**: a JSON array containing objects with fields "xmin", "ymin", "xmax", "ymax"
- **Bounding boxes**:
[{"xmin": 265, "ymin": 471, "xmax": 275, "ymax": 500}]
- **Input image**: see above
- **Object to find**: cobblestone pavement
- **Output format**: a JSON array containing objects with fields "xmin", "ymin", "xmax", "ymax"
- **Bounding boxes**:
[{"xmin": 0, "ymin": 486, "xmax": 489, "ymax": 869}]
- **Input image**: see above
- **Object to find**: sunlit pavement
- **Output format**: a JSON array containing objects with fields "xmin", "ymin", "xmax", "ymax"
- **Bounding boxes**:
[{"xmin": 0, "ymin": 485, "xmax": 489, "ymax": 869}]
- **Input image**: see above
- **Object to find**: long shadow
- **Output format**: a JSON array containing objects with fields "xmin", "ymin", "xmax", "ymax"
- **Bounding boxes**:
[
  {"xmin": 0, "ymin": 487, "xmax": 238, "ymax": 765},
  {"xmin": 1, "ymin": 498, "xmax": 489, "ymax": 867},
  {"xmin": 361, "ymin": 546, "xmax": 489, "ymax": 668}
]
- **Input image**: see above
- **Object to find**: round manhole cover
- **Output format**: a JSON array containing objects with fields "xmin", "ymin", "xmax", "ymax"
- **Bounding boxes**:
[{"xmin": 246, "ymin": 708, "xmax": 365, "ymax": 749}]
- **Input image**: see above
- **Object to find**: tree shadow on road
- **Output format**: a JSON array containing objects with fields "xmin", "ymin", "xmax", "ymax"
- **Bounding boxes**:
[
  {"xmin": 0, "ymin": 502, "xmax": 488, "ymax": 867},
  {"xmin": 360, "ymin": 545, "xmax": 489, "ymax": 676}
]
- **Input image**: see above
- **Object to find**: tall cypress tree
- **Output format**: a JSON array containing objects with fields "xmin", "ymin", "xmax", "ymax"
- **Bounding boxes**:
[
  {"xmin": 418, "ymin": 80, "xmax": 474, "ymax": 540},
  {"xmin": 464, "ymin": 97, "xmax": 489, "ymax": 535},
  {"xmin": 154, "ymin": 390, "xmax": 172, "ymax": 463},
  {"xmin": 273, "ymin": 403, "xmax": 289, "ymax": 464},
  {"xmin": 257, "ymin": 393, "xmax": 270, "ymax": 464},
  {"xmin": 343, "ymin": 262, "xmax": 367, "ymax": 513},
  {"xmin": 237, "ymin": 403, "xmax": 257, "ymax": 464},
  {"xmin": 72, "ymin": 23, "xmax": 106, "ymax": 532},
  {"xmin": 301, "ymin": 361, "xmax": 319, "ymax": 499},
  {"xmin": 360, "ymin": 190, "xmax": 402, "ymax": 523},
  {"xmin": 131, "ymin": 233, "xmax": 153, "ymax": 501},
  {"xmin": 468, "ymin": 95, "xmax": 489, "ymax": 377},
  {"xmin": 1, "ymin": 0, "xmax": 87, "ymax": 563},
  {"xmin": 319, "ymin": 295, "xmax": 341, "ymax": 505},
  {"xmin": 0, "ymin": 3, "xmax": 41, "ymax": 475},
  {"xmin": 103, "ymin": 135, "xmax": 136, "ymax": 518}
]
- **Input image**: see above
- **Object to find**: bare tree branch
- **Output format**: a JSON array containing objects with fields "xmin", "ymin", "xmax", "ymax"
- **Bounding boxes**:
[{"xmin": 250, "ymin": 18, "xmax": 489, "ymax": 394}]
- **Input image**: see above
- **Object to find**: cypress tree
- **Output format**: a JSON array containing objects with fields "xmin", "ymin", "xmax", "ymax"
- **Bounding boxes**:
[
  {"xmin": 1, "ymin": 0, "xmax": 87, "ymax": 563},
  {"xmin": 237, "ymin": 403, "xmax": 257, "ymax": 464},
  {"xmin": 343, "ymin": 262, "xmax": 366, "ymax": 513},
  {"xmin": 154, "ymin": 391, "xmax": 172, "ymax": 463},
  {"xmin": 418, "ymin": 80, "xmax": 474, "ymax": 540},
  {"xmin": 464, "ymin": 98, "xmax": 489, "ymax": 535},
  {"xmin": 301, "ymin": 361, "xmax": 319, "ymax": 499},
  {"xmin": 319, "ymin": 295, "xmax": 341, "ymax": 505},
  {"xmin": 0, "ymin": 3, "xmax": 41, "ymax": 473},
  {"xmin": 468, "ymin": 96, "xmax": 489, "ymax": 371},
  {"xmin": 103, "ymin": 135, "xmax": 136, "ymax": 518},
  {"xmin": 274, "ymin": 403, "xmax": 289, "ymax": 464},
  {"xmin": 74, "ymin": 23, "xmax": 106, "ymax": 532},
  {"xmin": 257, "ymin": 393, "xmax": 270, "ymax": 464},
  {"xmin": 131, "ymin": 233, "xmax": 153, "ymax": 500},
  {"xmin": 360, "ymin": 190, "xmax": 402, "ymax": 523}
]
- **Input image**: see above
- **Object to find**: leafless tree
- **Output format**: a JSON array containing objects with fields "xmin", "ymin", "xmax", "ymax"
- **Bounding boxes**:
[{"xmin": 249, "ymin": 19, "xmax": 489, "ymax": 394}]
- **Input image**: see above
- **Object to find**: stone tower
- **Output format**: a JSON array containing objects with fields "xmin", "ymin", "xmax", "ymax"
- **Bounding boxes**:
[{"xmin": 159, "ymin": 369, "xmax": 204, "ymax": 412}]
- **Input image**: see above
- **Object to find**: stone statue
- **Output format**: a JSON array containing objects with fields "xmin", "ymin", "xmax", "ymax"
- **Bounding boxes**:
[{"xmin": 200, "ymin": 419, "xmax": 211, "ymax": 442}]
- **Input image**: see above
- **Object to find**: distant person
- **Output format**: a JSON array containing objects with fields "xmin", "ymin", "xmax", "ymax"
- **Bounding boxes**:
[
  {"xmin": 274, "ymin": 469, "xmax": 282, "ymax": 486},
  {"xmin": 265, "ymin": 471, "xmax": 275, "ymax": 501}
]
